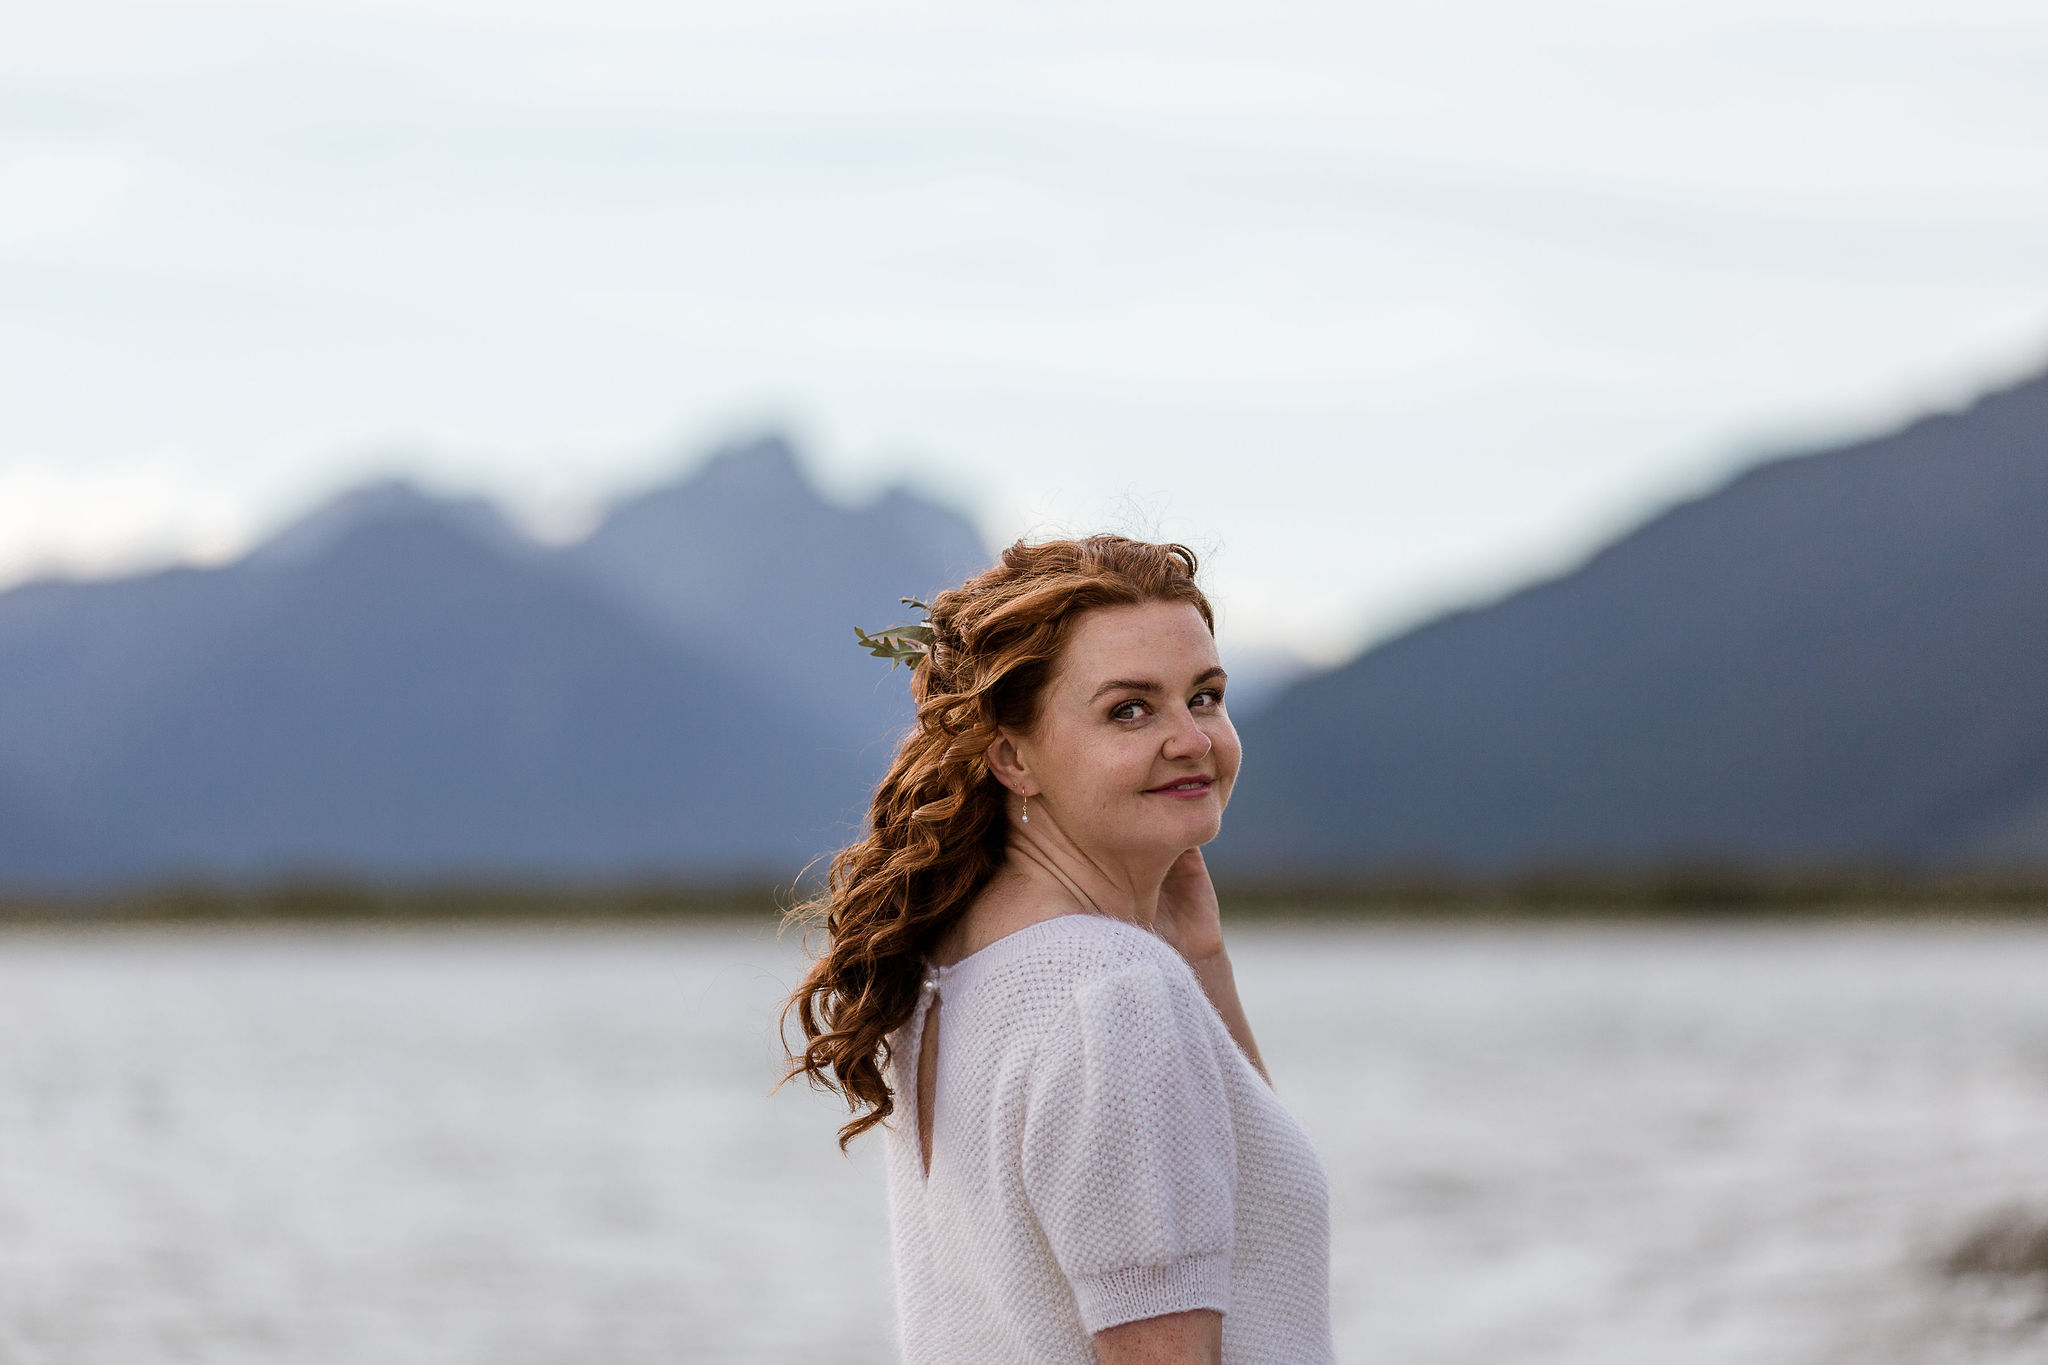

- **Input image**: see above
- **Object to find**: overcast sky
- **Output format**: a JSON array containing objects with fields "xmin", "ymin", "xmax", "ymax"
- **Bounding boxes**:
[{"xmin": 4, "ymin": 0, "xmax": 2046, "ymax": 662}]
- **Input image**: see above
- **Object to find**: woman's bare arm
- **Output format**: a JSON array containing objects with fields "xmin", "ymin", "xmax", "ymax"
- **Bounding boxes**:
[
  {"xmin": 1094, "ymin": 1308, "xmax": 1223, "ymax": 1365},
  {"xmin": 1184, "ymin": 945, "xmax": 1268, "ymax": 1084}
]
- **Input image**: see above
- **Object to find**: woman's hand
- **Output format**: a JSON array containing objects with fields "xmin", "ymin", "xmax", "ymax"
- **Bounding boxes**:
[
  {"xmin": 1153, "ymin": 847, "xmax": 1270, "ymax": 1084},
  {"xmin": 1154, "ymin": 848, "xmax": 1226, "ymax": 964}
]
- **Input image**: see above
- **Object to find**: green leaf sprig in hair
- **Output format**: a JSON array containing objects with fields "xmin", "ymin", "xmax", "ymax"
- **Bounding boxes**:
[{"xmin": 853, "ymin": 597, "xmax": 935, "ymax": 670}]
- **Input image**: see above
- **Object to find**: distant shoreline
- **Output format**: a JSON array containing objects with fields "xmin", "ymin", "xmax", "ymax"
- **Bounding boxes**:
[{"xmin": 3, "ymin": 870, "xmax": 2045, "ymax": 924}]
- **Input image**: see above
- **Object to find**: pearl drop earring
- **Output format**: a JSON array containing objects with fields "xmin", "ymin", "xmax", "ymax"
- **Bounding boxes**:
[{"xmin": 1020, "ymin": 795, "xmax": 1030, "ymax": 824}]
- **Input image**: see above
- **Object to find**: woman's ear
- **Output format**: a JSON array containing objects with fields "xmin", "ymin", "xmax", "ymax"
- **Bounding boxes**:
[{"xmin": 984, "ymin": 729, "xmax": 1038, "ymax": 798}]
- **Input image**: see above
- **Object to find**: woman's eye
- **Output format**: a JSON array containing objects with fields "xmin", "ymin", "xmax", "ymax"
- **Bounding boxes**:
[
  {"xmin": 1110, "ymin": 699, "xmax": 1147, "ymax": 721},
  {"xmin": 1192, "ymin": 688, "xmax": 1223, "ymax": 708}
]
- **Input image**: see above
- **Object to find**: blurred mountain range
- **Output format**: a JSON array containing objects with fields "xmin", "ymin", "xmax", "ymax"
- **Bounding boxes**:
[
  {"xmin": 0, "ymin": 437, "xmax": 987, "ymax": 888},
  {"xmin": 3, "ymin": 363, "xmax": 2046, "ymax": 891},
  {"xmin": 1218, "ymin": 364, "xmax": 2048, "ymax": 877}
]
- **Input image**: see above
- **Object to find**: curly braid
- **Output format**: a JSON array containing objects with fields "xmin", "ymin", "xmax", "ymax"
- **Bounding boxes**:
[{"xmin": 778, "ymin": 535, "xmax": 1215, "ymax": 1149}]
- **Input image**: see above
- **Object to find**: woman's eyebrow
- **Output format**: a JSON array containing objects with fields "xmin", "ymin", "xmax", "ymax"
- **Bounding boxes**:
[
  {"xmin": 1088, "ymin": 678, "xmax": 1158, "ymax": 702},
  {"xmin": 1086, "ymin": 666, "xmax": 1227, "ymax": 703}
]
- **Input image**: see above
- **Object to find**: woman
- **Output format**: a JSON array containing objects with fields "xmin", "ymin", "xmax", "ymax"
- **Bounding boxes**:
[{"xmin": 782, "ymin": 536, "xmax": 1334, "ymax": 1364}]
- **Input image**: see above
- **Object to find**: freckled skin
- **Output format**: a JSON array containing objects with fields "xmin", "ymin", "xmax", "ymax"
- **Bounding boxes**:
[
  {"xmin": 1010, "ymin": 600, "xmax": 1243, "ymax": 865},
  {"xmin": 1094, "ymin": 1307, "xmax": 1224, "ymax": 1365}
]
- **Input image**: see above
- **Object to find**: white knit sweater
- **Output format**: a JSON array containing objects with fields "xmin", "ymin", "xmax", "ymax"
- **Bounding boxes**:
[{"xmin": 882, "ymin": 912, "xmax": 1334, "ymax": 1363}]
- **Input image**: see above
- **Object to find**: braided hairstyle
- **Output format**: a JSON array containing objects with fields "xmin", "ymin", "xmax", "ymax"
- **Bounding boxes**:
[{"xmin": 778, "ymin": 535, "xmax": 1215, "ymax": 1148}]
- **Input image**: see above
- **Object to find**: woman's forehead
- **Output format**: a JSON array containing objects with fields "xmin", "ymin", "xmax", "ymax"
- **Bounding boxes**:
[{"xmin": 1054, "ymin": 602, "xmax": 1219, "ymax": 684}]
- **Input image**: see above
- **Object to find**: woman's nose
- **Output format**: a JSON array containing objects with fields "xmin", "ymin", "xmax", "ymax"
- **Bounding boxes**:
[{"xmin": 1161, "ymin": 707, "xmax": 1212, "ymax": 760}]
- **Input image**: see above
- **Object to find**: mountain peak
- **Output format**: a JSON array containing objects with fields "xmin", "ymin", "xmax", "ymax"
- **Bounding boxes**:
[
  {"xmin": 682, "ymin": 433, "xmax": 814, "ymax": 503},
  {"xmin": 247, "ymin": 478, "xmax": 530, "ymax": 569}
]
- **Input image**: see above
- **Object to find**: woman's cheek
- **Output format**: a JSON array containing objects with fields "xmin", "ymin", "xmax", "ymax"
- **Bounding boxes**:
[{"xmin": 1213, "ymin": 720, "xmax": 1244, "ymax": 790}]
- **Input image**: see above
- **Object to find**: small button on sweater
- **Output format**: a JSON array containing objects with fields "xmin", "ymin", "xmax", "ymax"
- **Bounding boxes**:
[{"xmin": 883, "ymin": 912, "xmax": 1335, "ymax": 1364}]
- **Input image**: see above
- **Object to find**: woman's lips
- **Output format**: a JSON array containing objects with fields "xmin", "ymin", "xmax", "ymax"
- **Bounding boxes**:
[{"xmin": 1145, "ymin": 777, "xmax": 1214, "ymax": 798}]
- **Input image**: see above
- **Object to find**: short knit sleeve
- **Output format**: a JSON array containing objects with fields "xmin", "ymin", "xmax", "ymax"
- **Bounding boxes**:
[{"xmin": 1019, "ymin": 958, "xmax": 1237, "ymax": 1335}]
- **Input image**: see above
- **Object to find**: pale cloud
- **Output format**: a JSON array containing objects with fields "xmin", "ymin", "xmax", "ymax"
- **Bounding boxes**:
[
  {"xmin": 1, "ymin": 0, "xmax": 2046, "ymax": 654},
  {"xmin": 0, "ymin": 134, "xmax": 145, "ymax": 251},
  {"xmin": 0, "ymin": 457, "xmax": 256, "ymax": 583}
]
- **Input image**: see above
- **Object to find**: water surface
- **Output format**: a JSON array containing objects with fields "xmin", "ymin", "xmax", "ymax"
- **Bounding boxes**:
[{"xmin": 2, "ymin": 917, "xmax": 2044, "ymax": 1363}]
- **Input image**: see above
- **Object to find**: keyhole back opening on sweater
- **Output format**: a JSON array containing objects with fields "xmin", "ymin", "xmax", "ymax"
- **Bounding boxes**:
[{"xmin": 916, "ymin": 987, "xmax": 942, "ymax": 1179}]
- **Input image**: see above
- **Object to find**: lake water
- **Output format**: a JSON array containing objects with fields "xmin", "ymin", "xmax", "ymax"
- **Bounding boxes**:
[{"xmin": 2, "ymin": 917, "xmax": 2045, "ymax": 1364}]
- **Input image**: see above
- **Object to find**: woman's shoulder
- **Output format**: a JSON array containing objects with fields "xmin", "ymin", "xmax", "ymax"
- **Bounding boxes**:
[
  {"xmin": 933, "ymin": 912, "xmax": 1202, "ymax": 1029},
  {"xmin": 938, "ymin": 910, "xmax": 1180, "ymax": 979}
]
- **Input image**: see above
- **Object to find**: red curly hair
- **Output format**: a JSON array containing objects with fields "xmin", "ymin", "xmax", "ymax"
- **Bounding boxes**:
[{"xmin": 778, "ymin": 535, "xmax": 1215, "ymax": 1148}]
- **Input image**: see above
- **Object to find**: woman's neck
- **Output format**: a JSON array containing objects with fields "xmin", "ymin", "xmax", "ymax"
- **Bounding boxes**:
[
  {"xmin": 929, "ymin": 818, "xmax": 1177, "ymax": 967},
  {"xmin": 1002, "ymin": 835, "xmax": 1158, "ymax": 926}
]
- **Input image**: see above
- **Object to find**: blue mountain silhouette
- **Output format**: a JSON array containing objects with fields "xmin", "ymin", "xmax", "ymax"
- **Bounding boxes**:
[
  {"xmin": 0, "ymin": 439, "xmax": 988, "ymax": 889},
  {"xmin": 5, "ymin": 368, "xmax": 2047, "ymax": 891},
  {"xmin": 1216, "ymin": 363, "xmax": 2048, "ymax": 875}
]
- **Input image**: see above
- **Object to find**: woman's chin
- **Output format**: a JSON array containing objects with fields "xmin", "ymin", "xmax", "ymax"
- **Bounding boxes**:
[
  {"xmin": 1157, "ymin": 809, "xmax": 1224, "ymax": 848},
  {"xmin": 1110, "ymin": 795, "xmax": 1225, "ymax": 853}
]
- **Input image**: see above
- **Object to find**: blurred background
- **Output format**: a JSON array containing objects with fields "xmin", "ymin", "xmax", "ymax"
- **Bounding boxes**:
[{"xmin": 5, "ymin": 1, "xmax": 2048, "ymax": 1361}]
